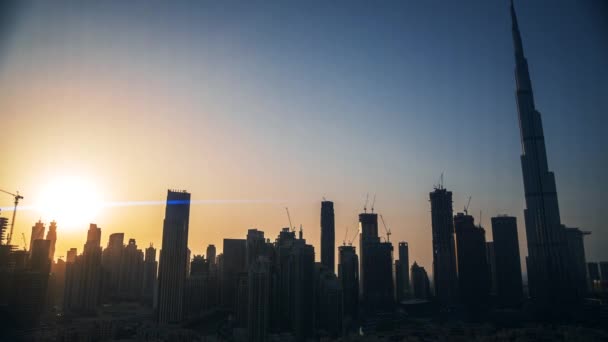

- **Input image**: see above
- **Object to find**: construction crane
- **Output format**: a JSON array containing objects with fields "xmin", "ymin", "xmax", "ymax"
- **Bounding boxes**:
[
  {"xmin": 371, "ymin": 194, "xmax": 376, "ymax": 213},
  {"xmin": 363, "ymin": 193, "xmax": 369, "ymax": 213},
  {"xmin": 21, "ymin": 232, "xmax": 27, "ymax": 251},
  {"xmin": 464, "ymin": 196, "xmax": 472, "ymax": 215},
  {"xmin": 347, "ymin": 229, "xmax": 359, "ymax": 246},
  {"xmin": 285, "ymin": 207, "xmax": 294, "ymax": 232},
  {"xmin": 343, "ymin": 227, "xmax": 349, "ymax": 246},
  {"xmin": 0, "ymin": 189, "xmax": 24, "ymax": 245},
  {"xmin": 379, "ymin": 214, "xmax": 392, "ymax": 242}
]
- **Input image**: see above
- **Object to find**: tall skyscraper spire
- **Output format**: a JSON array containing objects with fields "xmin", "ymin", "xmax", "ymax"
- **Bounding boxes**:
[{"xmin": 510, "ymin": 1, "xmax": 576, "ymax": 311}]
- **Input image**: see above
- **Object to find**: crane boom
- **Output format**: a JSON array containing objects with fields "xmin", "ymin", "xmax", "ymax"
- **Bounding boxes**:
[
  {"xmin": 464, "ymin": 196, "xmax": 472, "ymax": 215},
  {"xmin": 21, "ymin": 232, "xmax": 27, "ymax": 251},
  {"xmin": 285, "ymin": 207, "xmax": 294, "ymax": 232},
  {"xmin": 371, "ymin": 194, "xmax": 376, "ymax": 213},
  {"xmin": 0, "ymin": 189, "xmax": 24, "ymax": 245},
  {"xmin": 379, "ymin": 214, "xmax": 392, "ymax": 242}
]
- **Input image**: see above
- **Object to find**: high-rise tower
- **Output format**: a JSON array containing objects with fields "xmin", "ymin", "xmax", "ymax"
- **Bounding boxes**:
[
  {"xmin": 510, "ymin": 1, "xmax": 578, "ymax": 307},
  {"xmin": 320, "ymin": 200, "xmax": 335, "ymax": 273},
  {"xmin": 29, "ymin": 220, "xmax": 45, "ymax": 254},
  {"xmin": 46, "ymin": 221, "xmax": 57, "ymax": 261},
  {"xmin": 157, "ymin": 190, "xmax": 191, "ymax": 324},
  {"xmin": 429, "ymin": 187, "xmax": 458, "ymax": 307}
]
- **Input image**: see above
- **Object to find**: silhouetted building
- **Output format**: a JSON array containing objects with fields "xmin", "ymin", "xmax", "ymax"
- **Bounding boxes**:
[
  {"xmin": 64, "ymin": 224, "xmax": 103, "ymax": 314},
  {"xmin": 30, "ymin": 239, "xmax": 51, "ymax": 274},
  {"xmin": 510, "ymin": 1, "xmax": 584, "ymax": 310},
  {"xmin": 248, "ymin": 257, "xmax": 272, "ymax": 342},
  {"xmin": 118, "ymin": 238, "xmax": 144, "ymax": 300},
  {"xmin": 454, "ymin": 213, "xmax": 490, "ymax": 311},
  {"xmin": 247, "ymin": 229, "xmax": 267, "ymax": 269},
  {"xmin": 272, "ymin": 228, "xmax": 297, "ymax": 333},
  {"xmin": 29, "ymin": 220, "xmax": 45, "ymax": 254},
  {"xmin": 185, "ymin": 255, "xmax": 209, "ymax": 317},
  {"xmin": 288, "ymin": 237, "xmax": 315, "ymax": 340},
  {"xmin": 564, "ymin": 227, "xmax": 590, "ymax": 298},
  {"xmin": 429, "ymin": 187, "xmax": 458, "ymax": 307},
  {"xmin": 395, "ymin": 241, "xmax": 410, "ymax": 301},
  {"xmin": 486, "ymin": 242, "xmax": 497, "ymax": 296},
  {"xmin": 491, "ymin": 216, "xmax": 523, "ymax": 306},
  {"xmin": 143, "ymin": 244, "xmax": 157, "ymax": 305},
  {"xmin": 207, "ymin": 244, "xmax": 216, "ymax": 265},
  {"xmin": 102, "ymin": 232, "xmax": 124, "ymax": 300},
  {"xmin": 49, "ymin": 258, "xmax": 66, "ymax": 309},
  {"xmin": 321, "ymin": 200, "xmax": 335, "ymax": 273},
  {"xmin": 316, "ymin": 264, "xmax": 343, "ymax": 338},
  {"xmin": 600, "ymin": 262, "xmax": 608, "ymax": 281},
  {"xmin": 157, "ymin": 190, "xmax": 191, "ymax": 324},
  {"xmin": 359, "ymin": 212, "xmax": 394, "ymax": 312},
  {"xmin": 411, "ymin": 262, "xmax": 430, "ymax": 300},
  {"xmin": 338, "ymin": 245, "xmax": 358, "ymax": 321},
  {"xmin": 46, "ymin": 221, "xmax": 57, "ymax": 261},
  {"xmin": 222, "ymin": 238, "xmax": 246, "ymax": 312},
  {"xmin": 0, "ymin": 216, "xmax": 8, "ymax": 243}
]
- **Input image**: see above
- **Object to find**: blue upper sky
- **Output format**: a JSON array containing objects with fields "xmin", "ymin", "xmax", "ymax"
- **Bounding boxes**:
[{"xmin": 0, "ymin": 0, "xmax": 606, "ymax": 265}]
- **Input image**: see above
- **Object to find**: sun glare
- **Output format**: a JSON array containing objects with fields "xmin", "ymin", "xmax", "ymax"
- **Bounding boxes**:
[{"xmin": 35, "ymin": 177, "xmax": 103, "ymax": 230}]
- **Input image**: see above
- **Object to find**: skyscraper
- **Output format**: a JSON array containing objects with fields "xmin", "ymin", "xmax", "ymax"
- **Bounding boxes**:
[
  {"xmin": 411, "ymin": 262, "xmax": 430, "ymax": 300},
  {"xmin": 206, "ymin": 244, "xmax": 216, "ymax": 265},
  {"xmin": 321, "ymin": 200, "xmax": 335, "ymax": 273},
  {"xmin": 315, "ymin": 264, "xmax": 343, "ymax": 338},
  {"xmin": 454, "ymin": 213, "xmax": 490, "ymax": 311},
  {"xmin": 288, "ymin": 238, "xmax": 315, "ymax": 340},
  {"xmin": 222, "ymin": 238, "xmax": 247, "ymax": 311},
  {"xmin": 102, "ymin": 232, "xmax": 124, "ymax": 300},
  {"xmin": 564, "ymin": 227, "xmax": 590, "ymax": 298},
  {"xmin": 491, "ymin": 216, "xmax": 523, "ymax": 306},
  {"xmin": 359, "ymin": 212, "xmax": 394, "ymax": 312},
  {"xmin": 338, "ymin": 245, "xmax": 359, "ymax": 320},
  {"xmin": 46, "ymin": 221, "xmax": 57, "ymax": 261},
  {"xmin": 118, "ymin": 238, "xmax": 144, "ymax": 300},
  {"xmin": 29, "ymin": 220, "xmax": 45, "ymax": 253},
  {"xmin": 143, "ymin": 244, "xmax": 157, "ymax": 305},
  {"xmin": 510, "ymin": 1, "xmax": 584, "ymax": 308},
  {"xmin": 247, "ymin": 257, "xmax": 271, "ymax": 342},
  {"xmin": 429, "ymin": 187, "xmax": 458, "ymax": 307},
  {"xmin": 157, "ymin": 190, "xmax": 191, "ymax": 324},
  {"xmin": 395, "ymin": 241, "xmax": 410, "ymax": 301}
]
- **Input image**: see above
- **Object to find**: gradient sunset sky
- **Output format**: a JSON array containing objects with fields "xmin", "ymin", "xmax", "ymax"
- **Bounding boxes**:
[{"xmin": 1, "ymin": 0, "xmax": 606, "ymax": 274}]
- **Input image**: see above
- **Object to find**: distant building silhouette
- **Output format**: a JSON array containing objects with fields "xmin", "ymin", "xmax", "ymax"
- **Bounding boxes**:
[
  {"xmin": 143, "ymin": 244, "xmax": 157, "ymax": 305},
  {"xmin": 102, "ymin": 232, "xmax": 124, "ymax": 300},
  {"xmin": 315, "ymin": 264, "xmax": 343, "ymax": 338},
  {"xmin": 29, "ymin": 220, "xmax": 45, "ymax": 253},
  {"xmin": 338, "ymin": 245, "xmax": 358, "ymax": 321},
  {"xmin": 359, "ymin": 212, "xmax": 394, "ymax": 312},
  {"xmin": 157, "ymin": 190, "xmax": 191, "ymax": 324},
  {"xmin": 564, "ymin": 227, "xmax": 590, "ymax": 298},
  {"xmin": 64, "ymin": 224, "xmax": 103, "ymax": 314},
  {"xmin": 491, "ymin": 216, "xmax": 523, "ymax": 306},
  {"xmin": 247, "ymin": 256, "xmax": 272, "ymax": 342},
  {"xmin": 411, "ymin": 262, "xmax": 430, "ymax": 300},
  {"xmin": 395, "ymin": 241, "xmax": 410, "ymax": 301},
  {"xmin": 287, "ymin": 235, "xmax": 315, "ymax": 340},
  {"xmin": 221, "ymin": 238, "xmax": 246, "ymax": 312},
  {"xmin": 510, "ymin": 0, "xmax": 587, "ymax": 310},
  {"xmin": 429, "ymin": 187, "xmax": 458, "ymax": 307},
  {"xmin": 454, "ymin": 213, "xmax": 490, "ymax": 311},
  {"xmin": 320, "ymin": 200, "xmax": 335, "ymax": 273},
  {"xmin": 118, "ymin": 238, "xmax": 144, "ymax": 300},
  {"xmin": 206, "ymin": 244, "xmax": 216, "ymax": 266},
  {"xmin": 46, "ymin": 221, "xmax": 57, "ymax": 261}
]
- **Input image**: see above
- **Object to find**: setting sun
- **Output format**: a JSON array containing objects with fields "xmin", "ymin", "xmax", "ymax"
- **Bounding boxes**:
[{"xmin": 34, "ymin": 176, "xmax": 104, "ymax": 230}]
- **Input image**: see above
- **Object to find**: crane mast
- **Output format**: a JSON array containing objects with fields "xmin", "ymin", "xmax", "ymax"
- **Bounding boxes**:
[{"xmin": 0, "ymin": 189, "xmax": 24, "ymax": 245}]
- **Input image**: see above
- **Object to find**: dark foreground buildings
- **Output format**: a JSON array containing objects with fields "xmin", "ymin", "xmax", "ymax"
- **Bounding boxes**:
[
  {"xmin": 491, "ymin": 216, "xmax": 523, "ymax": 306},
  {"xmin": 320, "ymin": 200, "xmax": 335, "ymax": 273}
]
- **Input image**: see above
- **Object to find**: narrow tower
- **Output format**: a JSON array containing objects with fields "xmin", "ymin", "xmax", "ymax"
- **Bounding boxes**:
[
  {"xmin": 510, "ymin": 0, "xmax": 574, "ymax": 308},
  {"xmin": 320, "ymin": 200, "xmax": 335, "ymax": 273}
]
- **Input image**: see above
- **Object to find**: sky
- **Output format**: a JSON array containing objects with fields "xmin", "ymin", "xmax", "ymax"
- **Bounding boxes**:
[{"xmin": 0, "ymin": 0, "xmax": 606, "ymax": 276}]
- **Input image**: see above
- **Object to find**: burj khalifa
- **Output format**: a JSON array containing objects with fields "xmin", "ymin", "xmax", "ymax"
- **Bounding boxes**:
[{"xmin": 510, "ymin": 0, "xmax": 579, "ymax": 309}]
